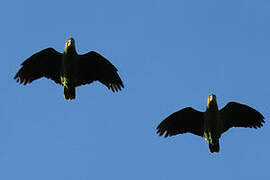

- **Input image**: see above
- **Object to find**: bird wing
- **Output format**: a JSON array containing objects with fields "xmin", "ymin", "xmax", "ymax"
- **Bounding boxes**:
[
  {"xmin": 220, "ymin": 102, "xmax": 265, "ymax": 133},
  {"xmin": 74, "ymin": 51, "xmax": 124, "ymax": 92},
  {"xmin": 156, "ymin": 107, "xmax": 204, "ymax": 137},
  {"xmin": 14, "ymin": 48, "xmax": 62, "ymax": 85}
]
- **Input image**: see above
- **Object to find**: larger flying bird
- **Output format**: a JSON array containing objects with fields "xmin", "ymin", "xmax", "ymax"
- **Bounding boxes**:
[
  {"xmin": 14, "ymin": 38, "xmax": 124, "ymax": 100},
  {"xmin": 156, "ymin": 94, "xmax": 264, "ymax": 153}
]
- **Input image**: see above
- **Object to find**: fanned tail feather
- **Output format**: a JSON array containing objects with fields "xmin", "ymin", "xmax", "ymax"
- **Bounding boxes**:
[
  {"xmin": 64, "ymin": 87, "xmax": 75, "ymax": 100},
  {"xmin": 209, "ymin": 139, "xmax": 220, "ymax": 153}
]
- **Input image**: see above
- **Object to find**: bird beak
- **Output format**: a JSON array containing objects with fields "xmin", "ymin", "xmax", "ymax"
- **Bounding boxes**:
[
  {"xmin": 209, "ymin": 95, "xmax": 213, "ymax": 102},
  {"xmin": 65, "ymin": 39, "xmax": 74, "ymax": 52},
  {"xmin": 207, "ymin": 94, "xmax": 216, "ymax": 106},
  {"xmin": 67, "ymin": 40, "xmax": 72, "ymax": 47}
]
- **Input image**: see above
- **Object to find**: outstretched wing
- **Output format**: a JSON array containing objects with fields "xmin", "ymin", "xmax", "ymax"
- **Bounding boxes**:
[
  {"xmin": 74, "ymin": 51, "xmax": 124, "ymax": 92},
  {"xmin": 157, "ymin": 107, "xmax": 204, "ymax": 137},
  {"xmin": 14, "ymin": 48, "xmax": 62, "ymax": 85},
  {"xmin": 220, "ymin": 102, "xmax": 265, "ymax": 133}
]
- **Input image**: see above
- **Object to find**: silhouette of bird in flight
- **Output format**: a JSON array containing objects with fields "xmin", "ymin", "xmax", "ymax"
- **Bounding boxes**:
[
  {"xmin": 156, "ymin": 94, "xmax": 264, "ymax": 153},
  {"xmin": 14, "ymin": 38, "xmax": 124, "ymax": 100}
]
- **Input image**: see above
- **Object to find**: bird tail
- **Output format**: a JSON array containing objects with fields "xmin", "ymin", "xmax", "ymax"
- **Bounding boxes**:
[
  {"xmin": 64, "ymin": 87, "xmax": 75, "ymax": 100},
  {"xmin": 209, "ymin": 139, "xmax": 220, "ymax": 153}
]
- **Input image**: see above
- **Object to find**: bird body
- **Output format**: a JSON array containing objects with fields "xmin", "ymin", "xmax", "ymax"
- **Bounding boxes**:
[
  {"xmin": 14, "ymin": 38, "xmax": 124, "ymax": 100},
  {"xmin": 61, "ymin": 38, "xmax": 77, "ymax": 99},
  {"xmin": 156, "ymin": 94, "xmax": 264, "ymax": 153},
  {"xmin": 203, "ymin": 94, "xmax": 222, "ymax": 152}
]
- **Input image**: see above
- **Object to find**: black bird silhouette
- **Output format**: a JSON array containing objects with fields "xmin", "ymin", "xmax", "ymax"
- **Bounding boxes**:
[
  {"xmin": 14, "ymin": 38, "xmax": 124, "ymax": 100},
  {"xmin": 157, "ymin": 94, "xmax": 265, "ymax": 153}
]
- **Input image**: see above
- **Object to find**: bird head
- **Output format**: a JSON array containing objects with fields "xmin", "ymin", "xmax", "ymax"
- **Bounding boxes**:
[
  {"xmin": 207, "ymin": 94, "xmax": 217, "ymax": 108},
  {"xmin": 64, "ymin": 37, "xmax": 76, "ymax": 53}
]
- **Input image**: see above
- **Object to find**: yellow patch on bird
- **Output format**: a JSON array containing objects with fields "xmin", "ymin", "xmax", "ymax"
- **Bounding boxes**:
[
  {"xmin": 64, "ymin": 43, "xmax": 68, "ymax": 53},
  {"xmin": 204, "ymin": 131, "xmax": 214, "ymax": 144},
  {"xmin": 207, "ymin": 98, "xmax": 210, "ymax": 108},
  {"xmin": 61, "ymin": 77, "xmax": 68, "ymax": 87}
]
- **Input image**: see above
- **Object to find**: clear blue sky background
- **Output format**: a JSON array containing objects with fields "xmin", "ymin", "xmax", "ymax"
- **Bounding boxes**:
[{"xmin": 1, "ymin": 0, "xmax": 270, "ymax": 179}]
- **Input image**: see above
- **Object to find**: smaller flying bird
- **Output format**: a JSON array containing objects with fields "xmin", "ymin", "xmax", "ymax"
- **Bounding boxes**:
[
  {"xmin": 14, "ymin": 38, "xmax": 124, "ymax": 100},
  {"xmin": 156, "ymin": 94, "xmax": 265, "ymax": 153}
]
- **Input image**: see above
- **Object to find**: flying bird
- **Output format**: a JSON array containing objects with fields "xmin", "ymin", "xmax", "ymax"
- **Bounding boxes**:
[
  {"xmin": 14, "ymin": 38, "xmax": 124, "ymax": 100},
  {"xmin": 156, "ymin": 94, "xmax": 264, "ymax": 153}
]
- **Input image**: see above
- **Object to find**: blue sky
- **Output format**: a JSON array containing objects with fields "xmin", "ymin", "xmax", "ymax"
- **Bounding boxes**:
[{"xmin": 1, "ymin": 0, "xmax": 270, "ymax": 179}]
